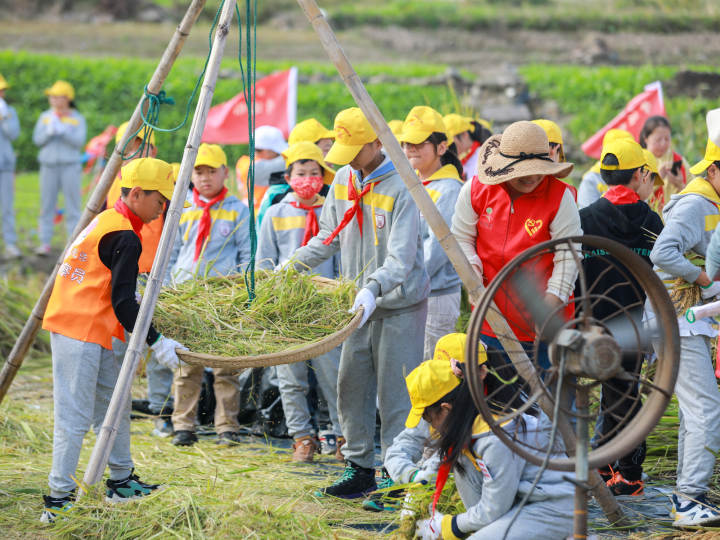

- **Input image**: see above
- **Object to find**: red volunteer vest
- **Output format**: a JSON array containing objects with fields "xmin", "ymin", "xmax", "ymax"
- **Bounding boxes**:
[{"xmin": 471, "ymin": 175, "xmax": 570, "ymax": 341}]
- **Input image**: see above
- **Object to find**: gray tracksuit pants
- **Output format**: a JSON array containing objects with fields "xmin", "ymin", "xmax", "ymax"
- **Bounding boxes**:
[
  {"xmin": 675, "ymin": 335, "xmax": 720, "ymax": 497},
  {"xmin": 38, "ymin": 163, "xmax": 82, "ymax": 245},
  {"xmin": 338, "ymin": 303, "xmax": 427, "ymax": 469},
  {"xmin": 0, "ymin": 169, "xmax": 16, "ymax": 247},
  {"xmin": 423, "ymin": 291, "xmax": 461, "ymax": 360},
  {"xmin": 49, "ymin": 333, "xmax": 133, "ymax": 497},
  {"xmin": 465, "ymin": 499, "xmax": 573, "ymax": 540},
  {"xmin": 276, "ymin": 347, "xmax": 342, "ymax": 439}
]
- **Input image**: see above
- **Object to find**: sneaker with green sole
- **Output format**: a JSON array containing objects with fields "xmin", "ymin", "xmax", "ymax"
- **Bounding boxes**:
[
  {"xmin": 40, "ymin": 494, "xmax": 74, "ymax": 523},
  {"xmin": 315, "ymin": 461, "xmax": 376, "ymax": 499},
  {"xmin": 106, "ymin": 470, "xmax": 161, "ymax": 503},
  {"xmin": 362, "ymin": 470, "xmax": 404, "ymax": 512}
]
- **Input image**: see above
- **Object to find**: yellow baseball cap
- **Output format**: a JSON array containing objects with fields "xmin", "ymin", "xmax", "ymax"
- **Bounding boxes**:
[
  {"xmin": 288, "ymin": 118, "xmax": 335, "ymax": 146},
  {"xmin": 282, "ymin": 141, "xmax": 335, "ymax": 185},
  {"xmin": 690, "ymin": 138, "xmax": 720, "ymax": 175},
  {"xmin": 119, "ymin": 157, "xmax": 175, "ymax": 201},
  {"xmin": 532, "ymin": 119, "xmax": 563, "ymax": 145},
  {"xmin": 443, "ymin": 113, "xmax": 473, "ymax": 140},
  {"xmin": 325, "ymin": 108, "xmax": 378, "ymax": 166},
  {"xmin": 388, "ymin": 119, "xmax": 404, "ymax": 137},
  {"xmin": 642, "ymin": 149, "xmax": 663, "ymax": 186},
  {"xmin": 195, "ymin": 143, "xmax": 227, "ymax": 169},
  {"xmin": 0, "ymin": 74, "xmax": 9, "ymax": 91},
  {"xmin": 600, "ymin": 138, "xmax": 646, "ymax": 171},
  {"xmin": 45, "ymin": 80, "xmax": 75, "ymax": 100},
  {"xmin": 170, "ymin": 162, "xmax": 181, "ymax": 182},
  {"xmin": 603, "ymin": 128, "xmax": 633, "ymax": 145},
  {"xmin": 405, "ymin": 333, "xmax": 487, "ymax": 428},
  {"xmin": 398, "ymin": 106, "xmax": 446, "ymax": 145},
  {"xmin": 115, "ymin": 121, "xmax": 157, "ymax": 147}
]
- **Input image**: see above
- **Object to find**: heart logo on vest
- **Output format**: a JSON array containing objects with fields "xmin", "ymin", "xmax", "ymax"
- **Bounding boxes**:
[{"xmin": 524, "ymin": 218, "xmax": 543, "ymax": 237}]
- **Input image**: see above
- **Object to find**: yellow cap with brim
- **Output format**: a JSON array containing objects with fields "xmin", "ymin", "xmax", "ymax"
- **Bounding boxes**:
[
  {"xmin": 0, "ymin": 74, "xmax": 9, "ymax": 91},
  {"xmin": 600, "ymin": 138, "xmax": 646, "ymax": 171},
  {"xmin": 195, "ymin": 143, "xmax": 227, "ymax": 169},
  {"xmin": 115, "ymin": 121, "xmax": 157, "ymax": 147},
  {"xmin": 170, "ymin": 162, "xmax": 181, "ymax": 182},
  {"xmin": 532, "ymin": 119, "xmax": 563, "ymax": 145},
  {"xmin": 443, "ymin": 113, "xmax": 473, "ymax": 140},
  {"xmin": 325, "ymin": 107, "xmax": 378, "ymax": 166},
  {"xmin": 45, "ymin": 80, "xmax": 75, "ymax": 100},
  {"xmin": 388, "ymin": 119, "xmax": 404, "ymax": 137},
  {"xmin": 642, "ymin": 149, "xmax": 663, "ymax": 186},
  {"xmin": 405, "ymin": 332, "xmax": 487, "ymax": 428},
  {"xmin": 282, "ymin": 141, "xmax": 335, "ymax": 185},
  {"xmin": 288, "ymin": 118, "xmax": 335, "ymax": 146},
  {"xmin": 398, "ymin": 106, "xmax": 446, "ymax": 145},
  {"xmin": 603, "ymin": 128, "xmax": 633, "ymax": 145},
  {"xmin": 690, "ymin": 138, "xmax": 720, "ymax": 175},
  {"xmin": 119, "ymin": 157, "xmax": 176, "ymax": 201}
]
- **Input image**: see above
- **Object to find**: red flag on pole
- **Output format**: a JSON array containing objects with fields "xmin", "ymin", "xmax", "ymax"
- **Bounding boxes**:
[
  {"xmin": 581, "ymin": 81, "xmax": 665, "ymax": 159},
  {"xmin": 202, "ymin": 68, "xmax": 298, "ymax": 144}
]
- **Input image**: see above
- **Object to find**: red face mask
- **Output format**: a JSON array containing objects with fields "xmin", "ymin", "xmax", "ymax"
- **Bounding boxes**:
[{"xmin": 290, "ymin": 175, "xmax": 324, "ymax": 200}]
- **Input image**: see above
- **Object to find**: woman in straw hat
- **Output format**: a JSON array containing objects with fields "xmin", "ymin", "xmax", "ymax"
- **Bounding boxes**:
[
  {"xmin": 0, "ymin": 73, "xmax": 20, "ymax": 259},
  {"xmin": 32, "ymin": 80, "xmax": 86, "ymax": 255},
  {"xmin": 451, "ymin": 120, "xmax": 582, "ymax": 369}
]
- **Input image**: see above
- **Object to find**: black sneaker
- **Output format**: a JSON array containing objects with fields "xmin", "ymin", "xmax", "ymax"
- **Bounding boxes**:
[
  {"xmin": 40, "ymin": 494, "xmax": 74, "ymax": 523},
  {"xmin": 315, "ymin": 461, "xmax": 376, "ymax": 499},
  {"xmin": 106, "ymin": 470, "xmax": 161, "ymax": 503},
  {"xmin": 362, "ymin": 469, "xmax": 404, "ymax": 512},
  {"xmin": 598, "ymin": 465, "xmax": 614, "ymax": 484},
  {"xmin": 172, "ymin": 430, "xmax": 198, "ymax": 446},
  {"xmin": 216, "ymin": 431, "xmax": 244, "ymax": 446}
]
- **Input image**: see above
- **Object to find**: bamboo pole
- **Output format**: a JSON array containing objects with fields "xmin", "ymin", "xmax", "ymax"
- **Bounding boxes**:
[
  {"xmin": 295, "ymin": 0, "xmax": 626, "ymax": 527},
  {"xmin": 0, "ymin": 0, "xmax": 208, "ymax": 405},
  {"xmin": 82, "ymin": 0, "xmax": 236, "ymax": 487}
]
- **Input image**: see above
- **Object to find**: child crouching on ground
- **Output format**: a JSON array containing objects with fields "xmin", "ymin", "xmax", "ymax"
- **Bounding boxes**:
[
  {"xmin": 395, "ymin": 333, "xmax": 574, "ymax": 540},
  {"xmin": 41, "ymin": 158, "xmax": 185, "ymax": 522},
  {"xmin": 167, "ymin": 143, "xmax": 251, "ymax": 447},
  {"xmin": 256, "ymin": 141, "xmax": 343, "ymax": 462}
]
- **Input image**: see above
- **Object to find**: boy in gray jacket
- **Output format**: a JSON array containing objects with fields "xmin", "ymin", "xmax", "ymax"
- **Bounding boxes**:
[
  {"xmin": 649, "ymin": 136, "xmax": 720, "ymax": 527},
  {"xmin": 290, "ymin": 107, "xmax": 429, "ymax": 498},
  {"xmin": 0, "ymin": 74, "xmax": 20, "ymax": 258}
]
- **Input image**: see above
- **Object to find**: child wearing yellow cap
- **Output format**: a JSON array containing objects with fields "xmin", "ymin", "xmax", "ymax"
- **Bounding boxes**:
[
  {"xmin": 289, "ymin": 107, "xmax": 430, "ymax": 498},
  {"xmin": 388, "ymin": 333, "xmax": 573, "ymax": 539},
  {"xmin": 579, "ymin": 137, "xmax": 663, "ymax": 496},
  {"xmin": 531, "ymin": 119, "xmax": 565, "ymax": 163},
  {"xmin": 40, "ymin": 157, "xmax": 184, "ymax": 522},
  {"xmin": 399, "ymin": 106, "xmax": 464, "ymax": 358},
  {"xmin": 0, "ymin": 73, "xmax": 20, "ymax": 258},
  {"xmin": 577, "ymin": 128, "xmax": 634, "ymax": 209},
  {"xmin": 32, "ymin": 80, "xmax": 87, "ymax": 255},
  {"xmin": 443, "ymin": 114, "xmax": 492, "ymax": 181},
  {"xmin": 649, "ymin": 133, "xmax": 720, "ymax": 527},
  {"xmin": 256, "ymin": 141, "xmax": 342, "ymax": 462},
  {"xmin": 288, "ymin": 118, "xmax": 335, "ymax": 156},
  {"xmin": 639, "ymin": 115, "xmax": 692, "ymax": 209},
  {"xmin": 167, "ymin": 143, "xmax": 251, "ymax": 447}
]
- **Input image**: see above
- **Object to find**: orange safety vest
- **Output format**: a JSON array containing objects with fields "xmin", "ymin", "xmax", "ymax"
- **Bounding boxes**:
[{"xmin": 43, "ymin": 208, "xmax": 134, "ymax": 349}]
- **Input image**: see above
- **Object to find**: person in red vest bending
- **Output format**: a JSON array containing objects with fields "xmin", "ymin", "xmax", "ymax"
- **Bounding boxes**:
[{"xmin": 451, "ymin": 120, "xmax": 582, "ymax": 370}]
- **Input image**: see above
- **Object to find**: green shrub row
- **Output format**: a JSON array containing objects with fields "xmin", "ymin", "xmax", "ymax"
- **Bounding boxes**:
[{"xmin": 1, "ymin": 50, "xmax": 454, "ymax": 171}]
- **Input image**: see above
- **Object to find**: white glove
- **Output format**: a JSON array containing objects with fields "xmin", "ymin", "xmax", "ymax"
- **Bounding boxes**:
[
  {"xmin": 414, "ymin": 511, "xmax": 444, "ymax": 540},
  {"xmin": 0, "ymin": 97, "xmax": 7, "ymax": 117},
  {"xmin": 701, "ymin": 281, "xmax": 720, "ymax": 300},
  {"xmin": 150, "ymin": 335, "xmax": 187, "ymax": 370},
  {"xmin": 350, "ymin": 287, "xmax": 376, "ymax": 327},
  {"xmin": 410, "ymin": 468, "xmax": 437, "ymax": 486},
  {"xmin": 135, "ymin": 291, "xmax": 142, "ymax": 304}
]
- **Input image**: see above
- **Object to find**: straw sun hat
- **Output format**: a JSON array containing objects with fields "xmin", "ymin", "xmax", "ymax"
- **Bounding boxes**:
[{"xmin": 476, "ymin": 121, "xmax": 573, "ymax": 185}]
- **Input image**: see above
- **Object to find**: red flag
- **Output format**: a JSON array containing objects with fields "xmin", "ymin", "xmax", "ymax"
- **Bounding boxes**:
[
  {"xmin": 201, "ymin": 68, "xmax": 298, "ymax": 144},
  {"xmin": 581, "ymin": 81, "xmax": 665, "ymax": 159}
]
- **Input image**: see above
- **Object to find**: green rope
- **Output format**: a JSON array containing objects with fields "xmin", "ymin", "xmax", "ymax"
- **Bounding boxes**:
[
  {"xmin": 238, "ymin": 0, "xmax": 258, "ymax": 304},
  {"xmin": 120, "ymin": 2, "xmax": 225, "ymax": 161}
]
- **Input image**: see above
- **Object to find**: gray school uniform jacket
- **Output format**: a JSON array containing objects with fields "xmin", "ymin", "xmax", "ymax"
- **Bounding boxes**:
[
  {"xmin": 384, "ymin": 419, "xmax": 439, "ymax": 483},
  {"xmin": 166, "ymin": 194, "xmax": 251, "ymax": 285},
  {"xmin": 32, "ymin": 109, "xmax": 86, "ymax": 165},
  {"xmin": 650, "ymin": 177, "xmax": 720, "ymax": 337},
  {"xmin": 422, "ymin": 165, "xmax": 462, "ymax": 296},
  {"xmin": 577, "ymin": 166, "xmax": 606, "ymax": 209},
  {"xmin": 0, "ymin": 104, "xmax": 20, "ymax": 171},
  {"xmin": 256, "ymin": 193, "xmax": 339, "ymax": 279},
  {"xmin": 291, "ymin": 154, "xmax": 430, "ymax": 318}
]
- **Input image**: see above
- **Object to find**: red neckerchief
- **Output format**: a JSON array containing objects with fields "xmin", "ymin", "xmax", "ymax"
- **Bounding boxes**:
[
  {"xmin": 192, "ymin": 186, "xmax": 228, "ymax": 262},
  {"xmin": 603, "ymin": 184, "xmax": 639, "ymax": 205},
  {"xmin": 323, "ymin": 172, "xmax": 371, "ymax": 245},
  {"xmin": 289, "ymin": 199, "xmax": 323, "ymax": 246},
  {"xmin": 432, "ymin": 460, "xmax": 452, "ymax": 517},
  {"xmin": 460, "ymin": 141, "xmax": 481, "ymax": 165},
  {"xmin": 114, "ymin": 198, "xmax": 144, "ymax": 241}
]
